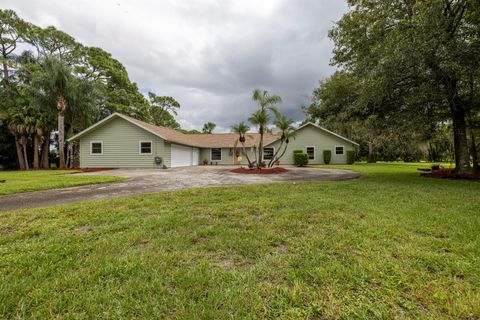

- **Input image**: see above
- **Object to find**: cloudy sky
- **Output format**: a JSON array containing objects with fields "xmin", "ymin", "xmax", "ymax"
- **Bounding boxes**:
[{"xmin": 3, "ymin": 0, "xmax": 348, "ymax": 131}]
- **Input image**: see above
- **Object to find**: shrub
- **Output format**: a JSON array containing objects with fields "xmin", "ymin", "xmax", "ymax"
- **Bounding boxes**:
[
  {"xmin": 293, "ymin": 150, "xmax": 303, "ymax": 154},
  {"xmin": 293, "ymin": 152, "xmax": 309, "ymax": 167},
  {"xmin": 323, "ymin": 150, "xmax": 332, "ymax": 164},
  {"xmin": 346, "ymin": 150, "xmax": 355, "ymax": 164}
]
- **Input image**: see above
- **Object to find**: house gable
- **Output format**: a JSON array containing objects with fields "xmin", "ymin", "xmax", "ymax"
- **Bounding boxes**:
[
  {"xmin": 78, "ymin": 116, "xmax": 171, "ymax": 168},
  {"xmin": 266, "ymin": 123, "xmax": 357, "ymax": 165}
]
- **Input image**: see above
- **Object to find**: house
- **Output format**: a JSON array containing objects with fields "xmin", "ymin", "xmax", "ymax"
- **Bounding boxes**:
[{"xmin": 68, "ymin": 112, "xmax": 359, "ymax": 168}]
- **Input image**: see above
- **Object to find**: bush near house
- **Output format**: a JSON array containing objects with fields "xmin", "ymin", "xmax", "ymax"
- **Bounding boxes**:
[
  {"xmin": 346, "ymin": 150, "xmax": 355, "ymax": 164},
  {"xmin": 293, "ymin": 151, "xmax": 309, "ymax": 167},
  {"xmin": 323, "ymin": 150, "xmax": 332, "ymax": 164}
]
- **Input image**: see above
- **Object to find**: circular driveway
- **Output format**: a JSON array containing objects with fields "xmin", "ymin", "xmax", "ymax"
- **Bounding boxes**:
[{"xmin": 0, "ymin": 166, "xmax": 360, "ymax": 211}]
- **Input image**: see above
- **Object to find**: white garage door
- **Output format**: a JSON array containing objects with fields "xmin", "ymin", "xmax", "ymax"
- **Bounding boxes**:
[{"xmin": 171, "ymin": 144, "xmax": 193, "ymax": 167}]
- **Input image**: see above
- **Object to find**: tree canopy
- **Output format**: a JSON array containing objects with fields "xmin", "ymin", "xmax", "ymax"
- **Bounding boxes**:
[
  {"xmin": 306, "ymin": 0, "xmax": 480, "ymax": 172},
  {"xmin": 0, "ymin": 9, "xmax": 182, "ymax": 169}
]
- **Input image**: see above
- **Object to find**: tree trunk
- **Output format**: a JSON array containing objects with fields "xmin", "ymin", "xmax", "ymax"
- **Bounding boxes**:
[
  {"xmin": 41, "ymin": 132, "xmax": 50, "ymax": 169},
  {"xmin": 367, "ymin": 140, "xmax": 375, "ymax": 163},
  {"xmin": 470, "ymin": 128, "xmax": 479, "ymax": 174},
  {"xmin": 66, "ymin": 144, "xmax": 74, "ymax": 168},
  {"xmin": 73, "ymin": 140, "xmax": 80, "ymax": 168},
  {"xmin": 450, "ymin": 101, "xmax": 471, "ymax": 174},
  {"xmin": 427, "ymin": 57, "xmax": 471, "ymax": 173},
  {"xmin": 268, "ymin": 139, "xmax": 284, "ymax": 168},
  {"xmin": 272, "ymin": 142, "xmax": 289, "ymax": 166},
  {"xmin": 2, "ymin": 56, "xmax": 9, "ymax": 86},
  {"xmin": 33, "ymin": 133, "xmax": 40, "ymax": 169},
  {"xmin": 258, "ymin": 126, "xmax": 264, "ymax": 169},
  {"xmin": 241, "ymin": 143, "xmax": 252, "ymax": 168},
  {"xmin": 57, "ymin": 95, "xmax": 66, "ymax": 169},
  {"xmin": 14, "ymin": 136, "xmax": 26, "ymax": 170},
  {"xmin": 21, "ymin": 137, "xmax": 29, "ymax": 170}
]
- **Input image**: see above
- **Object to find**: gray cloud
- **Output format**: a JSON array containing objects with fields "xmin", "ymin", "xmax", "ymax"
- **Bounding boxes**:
[{"xmin": 3, "ymin": 0, "xmax": 348, "ymax": 131}]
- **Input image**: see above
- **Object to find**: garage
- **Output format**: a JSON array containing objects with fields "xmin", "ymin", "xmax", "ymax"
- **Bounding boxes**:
[{"xmin": 171, "ymin": 144, "xmax": 194, "ymax": 167}]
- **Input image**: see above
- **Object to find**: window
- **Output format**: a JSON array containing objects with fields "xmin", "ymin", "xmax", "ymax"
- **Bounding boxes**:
[
  {"xmin": 211, "ymin": 148, "xmax": 222, "ymax": 161},
  {"xmin": 335, "ymin": 146, "xmax": 344, "ymax": 155},
  {"xmin": 263, "ymin": 147, "xmax": 274, "ymax": 160},
  {"xmin": 91, "ymin": 141, "xmax": 103, "ymax": 155},
  {"xmin": 306, "ymin": 146, "xmax": 315, "ymax": 160},
  {"xmin": 139, "ymin": 141, "xmax": 152, "ymax": 154}
]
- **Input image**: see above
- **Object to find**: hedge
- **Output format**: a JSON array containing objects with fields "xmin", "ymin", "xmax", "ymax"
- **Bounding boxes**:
[
  {"xmin": 346, "ymin": 150, "xmax": 355, "ymax": 164},
  {"xmin": 323, "ymin": 150, "xmax": 332, "ymax": 164},
  {"xmin": 293, "ymin": 152, "xmax": 309, "ymax": 167}
]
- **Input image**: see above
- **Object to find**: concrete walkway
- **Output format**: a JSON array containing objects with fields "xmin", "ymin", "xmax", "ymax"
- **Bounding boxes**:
[{"xmin": 0, "ymin": 166, "xmax": 360, "ymax": 211}]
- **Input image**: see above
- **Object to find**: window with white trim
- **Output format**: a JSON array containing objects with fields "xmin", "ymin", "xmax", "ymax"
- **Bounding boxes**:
[
  {"xmin": 211, "ymin": 148, "xmax": 222, "ymax": 161},
  {"xmin": 91, "ymin": 142, "xmax": 102, "ymax": 155},
  {"xmin": 335, "ymin": 146, "xmax": 344, "ymax": 155},
  {"xmin": 306, "ymin": 146, "xmax": 315, "ymax": 160},
  {"xmin": 263, "ymin": 147, "xmax": 274, "ymax": 160},
  {"xmin": 139, "ymin": 141, "xmax": 152, "ymax": 154}
]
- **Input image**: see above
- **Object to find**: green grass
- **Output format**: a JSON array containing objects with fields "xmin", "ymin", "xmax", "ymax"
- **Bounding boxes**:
[
  {"xmin": 0, "ymin": 170, "xmax": 124, "ymax": 195},
  {"xmin": 0, "ymin": 163, "xmax": 479, "ymax": 319}
]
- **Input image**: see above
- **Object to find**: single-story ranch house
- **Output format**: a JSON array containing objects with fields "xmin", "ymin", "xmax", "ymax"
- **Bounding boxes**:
[{"xmin": 68, "ymin": 113, "xmax": 359, "ymax": 168}]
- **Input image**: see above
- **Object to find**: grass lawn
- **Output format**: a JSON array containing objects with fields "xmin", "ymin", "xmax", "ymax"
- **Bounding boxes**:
[
  {"xmin": 0, "ymin": 170, "xmax": 124, "ymax": 195},
  {"xmin": 0, "ymin": 163, "xmax": 479, "ymax": 319}
]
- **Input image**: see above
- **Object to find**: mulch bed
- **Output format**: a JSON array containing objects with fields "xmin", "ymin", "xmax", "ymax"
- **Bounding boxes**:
[
  {"xmin": 65, "ymin": 168, "xmax": 115, "ymax": 173},
  {"xmin": 421, "ymin": 168, "xmax": 480, "ymax": 180},
  {"xmin": 230, "ymin": 167, "xmax": 289, "ymax": 174}
]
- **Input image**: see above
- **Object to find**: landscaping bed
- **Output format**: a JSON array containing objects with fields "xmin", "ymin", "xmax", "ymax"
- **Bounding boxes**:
[
  {"xmin": 420, "ymin": 168, "xmax": 480, "ymax": 180},
  {"xmin": 230, "ymin": 167, "xmax": 288, "ymax": 174}
]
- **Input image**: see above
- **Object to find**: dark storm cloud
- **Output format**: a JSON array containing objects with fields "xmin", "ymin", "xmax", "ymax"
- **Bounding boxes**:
[{"xmin": 3, "ymin": 0, "xmax": 348, "ymax": 131}]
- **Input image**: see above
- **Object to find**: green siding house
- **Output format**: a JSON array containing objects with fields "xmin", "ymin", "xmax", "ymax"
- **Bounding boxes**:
[{"xmin": 68, "ymin": 113, "xmax": 358, "ymax": 168}]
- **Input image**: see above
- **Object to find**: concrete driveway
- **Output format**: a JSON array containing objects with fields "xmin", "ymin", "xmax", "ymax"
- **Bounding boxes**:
[{"xmin": 0, "ymin": 166, "xmax": 360, "ymax": 211}]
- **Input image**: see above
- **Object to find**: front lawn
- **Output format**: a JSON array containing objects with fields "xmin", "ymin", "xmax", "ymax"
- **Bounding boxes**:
[
  {"xmin": 0, "ymin": 164, "xmax": 479, "ymax": 319},
  {"xmin": 0, "ymin": 170, "xmax": 124, "ymax": 195}
]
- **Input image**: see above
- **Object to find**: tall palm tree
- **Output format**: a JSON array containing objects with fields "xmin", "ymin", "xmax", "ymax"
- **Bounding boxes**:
[
  {"xmin": 250, "ymin": 89, "xmax": 282, "ymax": 168},
  {"xmin": 248, "ymin": 109, "xmax": 270, "ymax": 168},
  {"xmin": 32, "ymin": 57, "xmax": 73, "ymax": 169},
  {"xmin": 232, "ymin": 121, "xmax": 253, "ymax": 167}
]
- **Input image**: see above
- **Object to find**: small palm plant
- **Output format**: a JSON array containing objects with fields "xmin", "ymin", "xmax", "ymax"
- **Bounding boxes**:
[
  {"xmin": 267, "ymin": 115, "xmax": 297, "ymax": 167},
  {"xmin": 232, "ymin": 121, "xmax": 253, "ymax": 168}
]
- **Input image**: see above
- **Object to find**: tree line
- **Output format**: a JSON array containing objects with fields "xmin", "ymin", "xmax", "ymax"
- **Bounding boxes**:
[
  {"xmin": 305, "ymin": 0, "xmax": 479, "ymax": 173},
  {"xmin": 0, "ymin": 9, "xmax": 182, "ymax": 170}
]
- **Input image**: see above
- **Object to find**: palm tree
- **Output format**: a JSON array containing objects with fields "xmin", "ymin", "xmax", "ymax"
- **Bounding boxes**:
[
  {"xmin": 250, "ymin": 89, "xmax": 282, "ymax": 168},
  {"xmin": 232, "ymin": 121, "xmax": 253, "ymax": 167},
  {"xmin": 248, "ymin": 109, "xmax": 270, "ymax": 168},
  {"xmin": 268, "ymin": 115, "xmax": 297, "ymax": 167},
  {"xmin": 7, "ymin": 114, "xmax": 35, "ymax": 170},
  {"xmin": 202, "ymin": 122, "xmax": 216, "ymax": 134},
  {"xmin": 32, "ymin": 57, "xmax": 74, "ymax": 169}
]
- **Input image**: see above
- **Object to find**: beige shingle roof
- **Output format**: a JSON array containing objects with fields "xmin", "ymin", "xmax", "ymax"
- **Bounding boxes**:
[{"xmin": 125, "ymin": 114, "xmax": 279, "ymax": 148}]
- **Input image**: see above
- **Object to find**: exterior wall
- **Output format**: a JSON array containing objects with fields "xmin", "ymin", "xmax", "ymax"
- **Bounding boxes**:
[
  {"xmin": 79, "ymin": 117, "xmax": 171, "ymax": 168},
  {"xmin": 267, "ymin": 125, "xmax": 356, "ymax": 165},
  {"xmin": 199, "ymin": 147, "xmax": 257, "ymax": 165}
]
